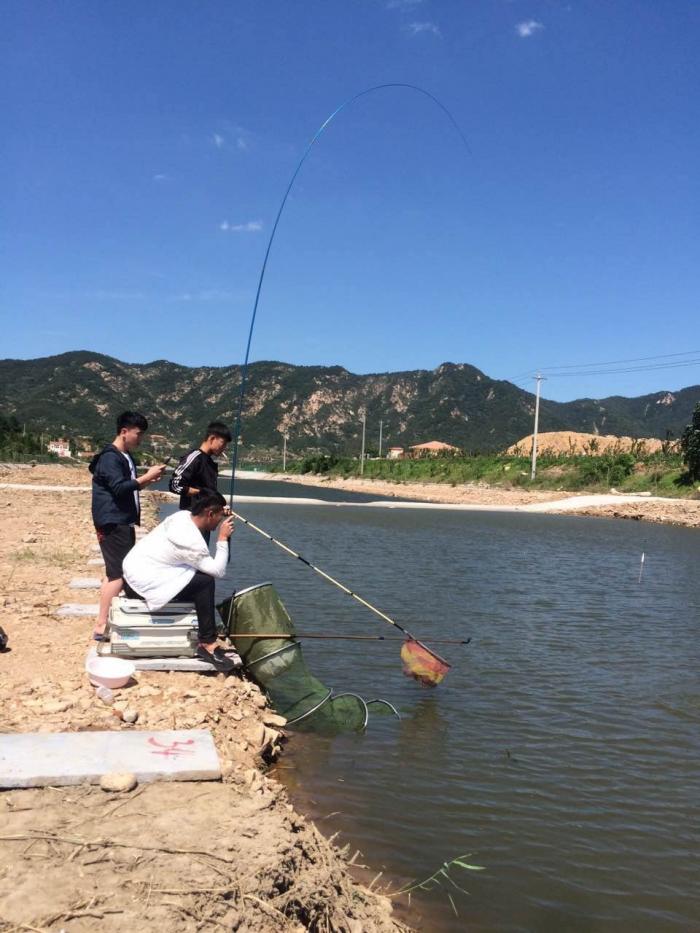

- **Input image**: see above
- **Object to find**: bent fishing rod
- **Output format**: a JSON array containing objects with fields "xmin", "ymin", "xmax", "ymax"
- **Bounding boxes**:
[
  {"xmin": 229, "ymin": 509, "xmax": 468, "ymax": 662},
  {"xmin": 227, "ymin": 83, "xmax": 470, "ymax": 508}
]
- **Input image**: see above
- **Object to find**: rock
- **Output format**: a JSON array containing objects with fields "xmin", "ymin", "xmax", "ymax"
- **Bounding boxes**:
[
  {"xmin": 42, "ymin": 700, "xmax": 71, "ymax": 714},
  {"xmin": 100, "ymin": 772, "xmax": 138, "ymax": 793},
  {"xmin": 21, "ymin": 534, "xmax": 38, "ymax": 544},
  {"xmin": 230, "ymin": 709, "xmax": 243, "ymax": 722},
  {"xmin": 262, "ymin": 712, "xmax": 287, "ymax": 728},
  {"xmin": 252, "ymin": 693, "xmax": 267, "ymax": 710},
  {"xmin": 122, "ymin": 708, "xmax": 138, "ymax": 724}
]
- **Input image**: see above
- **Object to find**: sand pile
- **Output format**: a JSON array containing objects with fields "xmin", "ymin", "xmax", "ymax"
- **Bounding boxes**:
[{"xmin": 506, "ymin": 431, "xmax": 673, "ymax": 457}]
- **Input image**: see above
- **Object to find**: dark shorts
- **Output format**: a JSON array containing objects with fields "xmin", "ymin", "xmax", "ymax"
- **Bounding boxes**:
[{"xmin": 95, "ymin": 524, "xmax": 136, "ymax": 581}]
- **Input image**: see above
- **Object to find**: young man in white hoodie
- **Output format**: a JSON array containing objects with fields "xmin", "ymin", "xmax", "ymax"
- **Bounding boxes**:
[{"xmin": 123, "ymin": 491, "xmax": 235, "ymax": 672}]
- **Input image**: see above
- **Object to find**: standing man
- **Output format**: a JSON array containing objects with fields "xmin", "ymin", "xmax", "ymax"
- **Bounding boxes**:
[
  {"xmin": 169, "ymin": 421, "xmax": 232, "ymax": 534},
  {"xmin": 89, "ymin": 411, "xmax": 165, "ymax": 640}
]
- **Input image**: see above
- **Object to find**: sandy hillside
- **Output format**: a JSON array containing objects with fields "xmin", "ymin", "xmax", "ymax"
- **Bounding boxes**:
[{"xmin": 506, "ymin": 431, "xmax": 673, "ymax": 456}]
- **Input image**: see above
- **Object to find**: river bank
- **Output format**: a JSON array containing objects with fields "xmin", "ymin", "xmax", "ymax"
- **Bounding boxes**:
[
  {"xmin": 0, "ymin": 464, "xmax": 410, "ymax": 932},
  {"xmin": 248, "ymin": 471, "xmax": 700, "ymax": 528}
]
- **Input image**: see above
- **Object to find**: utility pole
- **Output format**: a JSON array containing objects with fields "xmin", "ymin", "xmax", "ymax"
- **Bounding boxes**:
[
  {"xmin": 378, "ymin": 419, "xmax": 383, "ymax": 458},
  {"xmin": 282, "ymin": 433, "xmax": 287, "ymax": 472},
  {"xmin": 360, "ymin": 412, "xmax": 366, "ymax": 475},
  {"xmin": 530, "ymin": 373, "xmax": 546, "ymax": 481}
]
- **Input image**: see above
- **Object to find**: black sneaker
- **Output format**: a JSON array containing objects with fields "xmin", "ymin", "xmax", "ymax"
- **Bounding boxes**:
[{"xmin": 196, "ymin": 645, "xmax": 235, "ymax": 673}]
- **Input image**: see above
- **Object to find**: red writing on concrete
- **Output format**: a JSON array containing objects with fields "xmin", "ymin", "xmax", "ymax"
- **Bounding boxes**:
[{"xmin": 147, "ymin": 737, "xmax": 196, "ymax": 758}]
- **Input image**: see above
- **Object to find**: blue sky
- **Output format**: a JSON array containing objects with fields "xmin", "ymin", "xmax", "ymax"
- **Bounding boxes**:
[{"xmin": 2, "ymin": 0, "xmax": 698, "ymax": 402}]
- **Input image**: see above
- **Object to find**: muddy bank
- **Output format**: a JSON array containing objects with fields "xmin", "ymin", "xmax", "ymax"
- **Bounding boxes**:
[
  {"xmin": 0, "ymin": 464, "xmax": 410, "ymax": 932},
  {"xmin": 268, "ymin": 472, "xmax": 700, "ymax": 529}
]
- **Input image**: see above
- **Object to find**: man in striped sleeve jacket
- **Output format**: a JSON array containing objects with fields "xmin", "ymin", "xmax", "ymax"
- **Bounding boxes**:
[{"xmin": 169, "ymin": 421, "xmax": 232, "ymax": 520}]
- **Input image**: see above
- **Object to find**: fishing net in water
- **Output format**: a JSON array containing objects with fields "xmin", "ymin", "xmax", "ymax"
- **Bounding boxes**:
[
  {"xmin": 218, "ymin": 583, "xmax": 397, "ymax": 734},
  {"xmin": 401, "ymin": 638, "xmax": 451, "ymax": 687}
]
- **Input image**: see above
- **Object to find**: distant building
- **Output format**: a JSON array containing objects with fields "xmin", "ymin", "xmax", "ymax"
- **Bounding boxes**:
[
  {"xmin": 387, "ymin": 447, "xmax": 405, "ymax": 460},
  {"xmin": 48, "ymin": 438, "xmax": 71, "ymax": 459},
  {"xmin": 409, "ymin": 441, "xmax": 460, "ymax": 457}
]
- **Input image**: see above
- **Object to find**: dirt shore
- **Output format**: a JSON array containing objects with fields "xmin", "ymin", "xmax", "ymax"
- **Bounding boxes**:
[
  {"xmin": 0, "ymin": 464, "xmax": 410, "ymax": 933},
  {"xmin": 265, "ymin": 472, "xmax": 700, "ymax": 529}
]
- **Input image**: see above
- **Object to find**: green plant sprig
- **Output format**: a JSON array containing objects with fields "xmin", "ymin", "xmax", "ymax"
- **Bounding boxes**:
[{"xmin": 387, "ymin": 853, "xmax": 485, "ymax": 917}]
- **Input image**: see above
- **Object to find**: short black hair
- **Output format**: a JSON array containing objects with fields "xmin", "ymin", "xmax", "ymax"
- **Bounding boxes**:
[
  {"xmin": 117, "ymin": 411, "xmax": 149, "ymax": 432},
  {"xmin": 205, "ymin": 421, "xmax": 232, "ymax": 443},
  {"xmin": 190, "ymin": 490, "xmax": 227, "ymax": 515}
]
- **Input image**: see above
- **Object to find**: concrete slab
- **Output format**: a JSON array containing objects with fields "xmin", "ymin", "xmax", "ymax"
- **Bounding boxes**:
[
  {"xmin": 56, "ymin": 603, "xmax": 99, "ymax": 617},
  {"xmin": 132, "ymin": 655, "xmax": 242, "ymax": 672},
  {"xmin": 0, "ymin": 729, "xmax": 221, "ymax": 788},
  {"xmin": 69, "ymin": 577, "xmax": 102, "ymax": 589},
  {"xmin": 86, "ymin": 645, "xmax": 242, "ymax": 672}
]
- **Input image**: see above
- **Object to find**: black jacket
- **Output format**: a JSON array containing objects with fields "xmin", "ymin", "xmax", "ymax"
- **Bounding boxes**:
[
  {"xmin": 169, "ymin": 448, "xmax": 219, "ymax": 510},
  {"xmin": 89, "ymin": 445, "xmax": 140, "ymax": 527}
]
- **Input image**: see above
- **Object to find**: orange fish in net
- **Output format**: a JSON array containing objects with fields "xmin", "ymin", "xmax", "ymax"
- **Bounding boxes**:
[{"xmin": 401, "ymin": 638, "xmax": 451, "ymax": 687}]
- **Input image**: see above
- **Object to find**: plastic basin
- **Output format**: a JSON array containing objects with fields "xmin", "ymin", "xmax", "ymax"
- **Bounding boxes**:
[{"xmin": 86, "ymin": 656, "xmax": 135, "ymax": 689}]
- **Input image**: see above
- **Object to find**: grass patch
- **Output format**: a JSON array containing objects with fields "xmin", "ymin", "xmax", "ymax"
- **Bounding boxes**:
[{"xmin": 11, "ymin": 546, "xmax": 82, "ymax": 567}]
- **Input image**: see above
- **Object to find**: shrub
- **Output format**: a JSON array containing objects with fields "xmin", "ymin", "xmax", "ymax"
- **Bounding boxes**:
[{"xmin": 680, "ymin": 403, "xmax": 700, "ymax": 481}]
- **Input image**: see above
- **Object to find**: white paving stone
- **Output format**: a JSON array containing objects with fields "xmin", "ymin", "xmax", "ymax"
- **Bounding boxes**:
[
  {"xmin": 0, "ymin": 729, "xmax": 221, "ymax": 788},
  {"xmin": 132, "ymin": 654, "xmax": 242, "ymax": 672},
  {"xmin": 69, "ymin": 577, "xmax": 102, "ymax": 589},
  {"xmin": 56, "ymin": 603, "xmax": 99, "ymax": 617}
]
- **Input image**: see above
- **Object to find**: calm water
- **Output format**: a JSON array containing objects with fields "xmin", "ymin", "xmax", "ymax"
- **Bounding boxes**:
[{"xmin": 171, "ymin": 487, "xmax": 700, "ymax": 931}]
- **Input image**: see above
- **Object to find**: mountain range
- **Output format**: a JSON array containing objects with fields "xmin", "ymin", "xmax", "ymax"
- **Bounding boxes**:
[{"xmin": 1, "ymin": 351, "xmax": 698, "ymax": 454}]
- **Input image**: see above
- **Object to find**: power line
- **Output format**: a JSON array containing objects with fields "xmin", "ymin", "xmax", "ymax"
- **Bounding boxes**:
[
  {"xmin": 539, "ymin": 348, "xmax": 700, "ymax": 372},
  {"xmin": 545, "ymin": 358, "xmax": 700, "ymax": 378}
]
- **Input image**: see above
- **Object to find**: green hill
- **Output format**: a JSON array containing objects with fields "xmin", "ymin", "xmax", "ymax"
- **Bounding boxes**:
[{"xmin": 0, "ymin": 351, "xmax": 697, "ymax": 454}]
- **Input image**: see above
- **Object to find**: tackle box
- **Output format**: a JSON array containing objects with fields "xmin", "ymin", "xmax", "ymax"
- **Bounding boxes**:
[{"xmin": 105, "ymin": 597, "xmax": 199, "ymax": 658}]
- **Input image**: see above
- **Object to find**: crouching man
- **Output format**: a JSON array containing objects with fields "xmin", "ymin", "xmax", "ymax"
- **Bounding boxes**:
[{"xmin": 123, "ymin": 491, "xmax": 236, "ymax": 673}]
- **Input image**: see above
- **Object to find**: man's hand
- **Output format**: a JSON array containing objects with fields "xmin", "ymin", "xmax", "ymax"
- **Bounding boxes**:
[
  {"xmin": 141, "ymin": 463, "xmax": 166, "ymax": 485},
  {"xmin": 218, "ymin": 516, "xmax": 235, "ymax": 541}
]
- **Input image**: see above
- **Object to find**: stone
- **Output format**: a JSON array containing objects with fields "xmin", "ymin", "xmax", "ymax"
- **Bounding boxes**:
[
  {"xmin": 57, "ymin": 604, "xmax": 99, "ymax": 617},
  {"xmin": 252, "ymin": 693, "xmax": 267, "ymax": 710},
  {"xmin": 262, "ymin": 712, "xmax": 287, "ymax": 728},
  {"xmin": 100, "ymin": 772, "xmax": 138, "ymax": 793},
  {"xmin": 69, "ymin": 578, "xmax": 102, "ymax": 590},
  {"xmin": 42, "ymin": 700, "xmax": 72, "ymax": 714},
  {"xmin": 0, "ymin": 729, "xmax": 221, "ymax": 788},
  {"xmin": 21, "ymin": 534, "xmax": 37, "ymax": 544},
  {"xmin": 122, "ymin": 708, "xmax": 139, "ymax": 724},
  {"xmin": 87, "ymin": 558, "xmax": 105, "ymax": 566}
]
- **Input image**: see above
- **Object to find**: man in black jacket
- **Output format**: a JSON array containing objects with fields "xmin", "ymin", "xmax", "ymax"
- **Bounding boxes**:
[
  {"xmin": 90, "ymin": 411, "xmax": 165, "ymax": 639},
  {"xmin": 169, "ymin": 421, "xmax": 232, "ymax": 512}
]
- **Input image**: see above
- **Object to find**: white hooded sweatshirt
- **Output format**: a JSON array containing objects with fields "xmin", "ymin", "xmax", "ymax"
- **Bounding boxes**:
[{"xmin": 123, "ymin": 510, "xmax": 228, "ymax": 610}]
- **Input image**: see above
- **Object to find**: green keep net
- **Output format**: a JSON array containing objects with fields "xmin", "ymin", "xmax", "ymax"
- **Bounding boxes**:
[{"xmin": 218, "ymin": 583, "xmax": 393, "ymax": 734}]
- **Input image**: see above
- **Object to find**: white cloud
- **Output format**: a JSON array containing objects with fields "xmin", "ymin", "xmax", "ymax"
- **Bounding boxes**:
[
  {"xmin": 405, "ymin": 20, "xmax": 441, "ymax": 37},
  {"xmin": 211, "ymin": 125, "xmax": 254, "ymax": 153},
  {"xmin": 171, "ymin": 289, "xmax": 246, "ymax": 303},
  {"xmin": 219, "ymin": 220, "xmax": 263, "ymax": 233},
  {"xmin": 386, "ymin": 0, "xmax": 423, "ymax": 9},
  {"xmin": 515, "ymin": 20, "xmax": 544, "ymax": 38},
  {"xmin": 153, "ymin": 173, "xmax": 168, "ymax": 182}
]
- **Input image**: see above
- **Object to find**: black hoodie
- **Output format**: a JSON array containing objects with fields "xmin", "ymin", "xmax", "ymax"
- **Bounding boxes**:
[{"xmin": 89, "ymin": 444, "xmax": 140, "ymax": 527}]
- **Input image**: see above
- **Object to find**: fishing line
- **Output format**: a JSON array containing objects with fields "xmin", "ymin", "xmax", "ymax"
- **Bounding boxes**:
[{"xmin": 227, "ymin": 83, "xmax": 471, "ymax": 508}]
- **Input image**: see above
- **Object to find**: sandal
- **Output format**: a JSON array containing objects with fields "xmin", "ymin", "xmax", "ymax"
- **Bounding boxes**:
[
  {"xmin": 92, "ymin": 630, "xmax": 108, "ymax": 642},
  {"xmin": 196, "ymin": 645, "xmax": 235, "ymax": 673}
]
